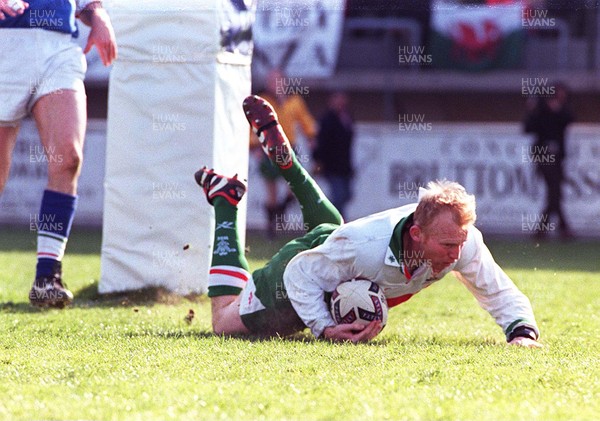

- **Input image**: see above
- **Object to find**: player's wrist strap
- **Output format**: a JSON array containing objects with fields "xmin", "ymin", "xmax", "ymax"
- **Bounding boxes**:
[{"xmin": 507, "ymin": 326, "xmax": 537, "ymax": 342}]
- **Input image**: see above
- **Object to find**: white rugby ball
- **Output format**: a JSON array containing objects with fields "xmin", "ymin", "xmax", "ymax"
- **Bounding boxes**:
[{"xmin": 330, "ymin": 279, "xmax": 388, "ymax": 326}]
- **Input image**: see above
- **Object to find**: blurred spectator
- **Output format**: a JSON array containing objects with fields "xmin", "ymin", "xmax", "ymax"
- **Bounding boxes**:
[
  {"xmin": 523, "ymin": 82, "xmax": 574, "ymax": 239},
  {"xmin": 313, "ymin": 92, "xmax": 354, "ymax": 220},
  {"xmin": 252, "ymin": 68, "xmax": 317, "ymax": 237}
]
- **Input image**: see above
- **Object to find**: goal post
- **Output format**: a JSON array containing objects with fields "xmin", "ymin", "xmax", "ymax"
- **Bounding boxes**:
[{"xmin": 99, "ymin": 0, "xmax": 253, "ymax": 295}]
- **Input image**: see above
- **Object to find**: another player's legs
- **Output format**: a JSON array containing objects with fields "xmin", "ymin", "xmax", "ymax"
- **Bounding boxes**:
[
  {"xmin": 243, "ymin": 95, "xmax": 343, "ymax": 231},
  {"xmin": 33, "ymin": 90, "xmax": 86, "ymax": 195},
  {"xmin": 194, "ymin": 167, "xmax": 250, "ymax": 335},
  {"xmin": 28, "ymin": 90, "xmax": 85, "ymax": 307},
  {"xmin": 0, "ymin": 125, "xmax": 19, "ymax": 194}
]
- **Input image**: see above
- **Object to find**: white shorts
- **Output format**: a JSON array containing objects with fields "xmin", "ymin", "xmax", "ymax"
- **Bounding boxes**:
[
  {"xmin": 0, "ymin": 28, "xmax": 86, "ymax": 125},
  {"xmin": 239, "ymin": 275, "xmax": 266, "ymax": 317}
]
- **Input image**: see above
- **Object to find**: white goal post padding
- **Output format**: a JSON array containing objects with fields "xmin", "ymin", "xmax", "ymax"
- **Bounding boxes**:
[{"xmin": 99, "ymin": 0, "xmax": 252, "ymax": 295}]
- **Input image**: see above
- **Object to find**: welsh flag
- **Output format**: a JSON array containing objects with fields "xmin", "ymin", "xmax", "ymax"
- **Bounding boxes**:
[{"xmin": 430, "ymin": 0, "xmax": 524, "ymax": 71}]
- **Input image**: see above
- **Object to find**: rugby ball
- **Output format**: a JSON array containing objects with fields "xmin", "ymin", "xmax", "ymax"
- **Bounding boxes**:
[{"xmin": 330, "ymin": 279, "xmax": 388, "ymax": 326}]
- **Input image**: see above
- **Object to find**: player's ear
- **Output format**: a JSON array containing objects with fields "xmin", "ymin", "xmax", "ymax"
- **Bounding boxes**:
[{"xmin": 409, "ymin": 224, "xmax": 423, "ymax": 242}]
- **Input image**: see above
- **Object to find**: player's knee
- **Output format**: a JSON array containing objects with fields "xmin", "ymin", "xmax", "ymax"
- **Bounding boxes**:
[
  {"xmin": 210, "ymin": 295, "xmax": 249, "ymax": 335},
  {"xmin": 211, "ymin": 307, "xmax": 248, "ymax": 336},
  {"xmin": 49, "ymin": 145, "xmax": 83, "ymax": 178},
  {"xmin": 62, "ymin": 146, "xmax": 83, "ymax": 175},
  {"xmin": 212, "ymin": 317, "xmax": 232, "ymax": 336}
]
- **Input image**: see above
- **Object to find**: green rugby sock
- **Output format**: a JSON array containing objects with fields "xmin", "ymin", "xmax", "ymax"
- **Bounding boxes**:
[
  {"xmin": 207, "ymin": 197, "xmax": 250, "ymax": 297},
  {"xmin": 277, "ymin": 153, "xmax": 343, "ymax": 231}
]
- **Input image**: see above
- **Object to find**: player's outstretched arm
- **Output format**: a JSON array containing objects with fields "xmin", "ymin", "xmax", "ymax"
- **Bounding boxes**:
[
  {"xmin": 78, "ymin": 2, "xmax": 117, "ymax": 66},
  {"xmin": 453, "ymin": 227, "xmax": 541, "ymax": 345},
  {"xmin": 322, "ymin": 321, "xmax": 382, "ymax": 344}
]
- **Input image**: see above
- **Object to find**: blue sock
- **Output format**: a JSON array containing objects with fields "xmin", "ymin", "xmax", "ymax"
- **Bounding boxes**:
[{"xmin": 35, "ymin": 190, "xmax": 78, "ymax": 278}]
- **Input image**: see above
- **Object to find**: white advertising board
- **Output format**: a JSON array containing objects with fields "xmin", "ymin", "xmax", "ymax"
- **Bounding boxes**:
[{"xmin": 3, "ymin": 122, "xmax": 598, "ymax": 239}]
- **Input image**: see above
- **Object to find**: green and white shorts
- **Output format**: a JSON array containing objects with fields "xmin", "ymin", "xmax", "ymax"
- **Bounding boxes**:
[{"xmin": 239, "ymin": 223, "xmax": 338, "ymax": 336}]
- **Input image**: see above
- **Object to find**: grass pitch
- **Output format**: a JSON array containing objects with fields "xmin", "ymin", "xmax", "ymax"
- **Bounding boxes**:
[{"xmin": 0, "ymin": 226, "xmax": 599, "ymax": 421}]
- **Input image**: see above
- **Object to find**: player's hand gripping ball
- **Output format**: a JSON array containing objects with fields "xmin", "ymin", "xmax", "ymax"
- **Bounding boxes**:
[{"xmin": 330, "ymin": 279, "xmax": 388, "ymax": 327}]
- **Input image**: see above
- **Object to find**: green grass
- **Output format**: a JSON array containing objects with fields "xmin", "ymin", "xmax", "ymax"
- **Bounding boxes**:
[{"xmin": 1, "ymin": 226, "xmax": 599, "ymax": 421}]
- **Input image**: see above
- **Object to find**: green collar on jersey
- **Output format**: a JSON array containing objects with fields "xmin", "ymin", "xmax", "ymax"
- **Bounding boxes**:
[{"xmin": 385, "ymin": 213, "xmax": 414, "ymax": 268}]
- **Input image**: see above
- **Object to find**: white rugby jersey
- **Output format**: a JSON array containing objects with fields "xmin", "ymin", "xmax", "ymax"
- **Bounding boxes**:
[{"xmin": 283, "ymin": 204, "xmax": 539, "ymax": 339}]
